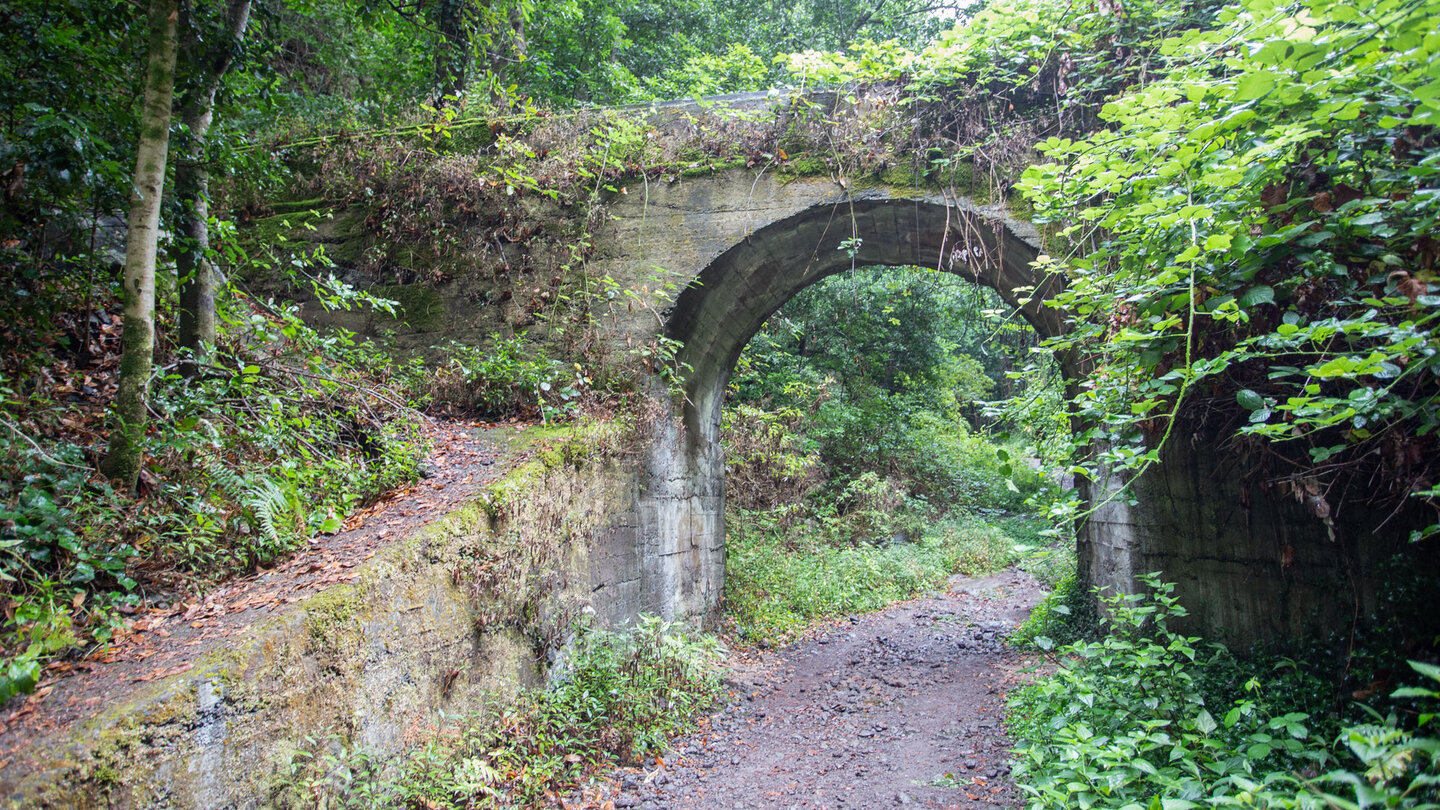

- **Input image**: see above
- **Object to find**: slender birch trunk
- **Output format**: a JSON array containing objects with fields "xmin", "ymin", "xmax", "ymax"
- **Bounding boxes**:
[{"xmin": 101, "ymin": 0, "xmax": 179, "ymax": 491}]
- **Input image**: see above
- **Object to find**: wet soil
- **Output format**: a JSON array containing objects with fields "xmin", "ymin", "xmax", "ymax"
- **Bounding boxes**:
[
  {"xmin": 0, "ymin": 417, "xmax": 529, "ymax": 771},
  {"xmin": 583, "ymin": 570, "xmax": 1046, "ymax": 810}
]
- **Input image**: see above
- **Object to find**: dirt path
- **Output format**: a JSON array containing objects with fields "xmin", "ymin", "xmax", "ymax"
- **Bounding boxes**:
[
  {"xmin": 588, "ymin": 570, "xmax": 1045, "ymax": 810},
  {"xmin": 0, "ymin": 417, "xmax": 531, "ymax": 769}
]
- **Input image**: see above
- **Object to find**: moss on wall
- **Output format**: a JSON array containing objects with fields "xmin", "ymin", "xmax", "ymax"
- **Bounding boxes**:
[
  {"xmin": 372, "ymin": 283, "xmax": 448, "ymax": 331},
  {"xmin": 775, "ymin": 155, "xmax": 830, "ymax": 183},
  {"xmin": 3, "ymin": 417, "xmax": 645, "ymax": 808}
]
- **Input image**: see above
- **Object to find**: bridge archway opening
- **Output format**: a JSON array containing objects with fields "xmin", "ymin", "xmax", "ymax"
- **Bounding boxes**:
[{"xmin": 665, "ymin": 197, "xmax": 1065, "ymax": 461}]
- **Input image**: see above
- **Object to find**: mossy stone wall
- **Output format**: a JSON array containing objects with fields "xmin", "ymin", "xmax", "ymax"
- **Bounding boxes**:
[{"xmin": 1, "ymin": 423, "xmax": 650, "ymax": 808}]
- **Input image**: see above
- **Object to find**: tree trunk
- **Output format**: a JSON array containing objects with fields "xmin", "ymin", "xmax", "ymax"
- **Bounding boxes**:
[
  {"xmin": 489, "ymin": 4, "xmax": 526, "ymax": 81},
  {"xmin": 174, "ymin": 132, "xmax": 214, "ymax": 374},
  {"xmin": 101, "ymin": 0, "xmax": 179, "ymax": 491},
  {"xmin": 176, "ymin": 0, "xmax": 252, "ymax": 374},
  {"xmin": 434, "ymin": 0, "xmax": 472, "ymax": 103}
]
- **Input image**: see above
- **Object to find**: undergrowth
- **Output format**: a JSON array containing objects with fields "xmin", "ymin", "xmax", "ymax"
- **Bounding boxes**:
[
  {"xmin": 723, "ymin": 509, "xmax": 1048, "ymax": 645},
  {"xmin": 273, "ymin": 616, "xmax": 724, "ymax": 808},
  {"xmin": 1011, "ymin": 571, "xmax": 1095, "ymax": 649},
  {"xmin": 422, "ymin": 335, "xmax": 589, "ymax": 424},
  {"xmin": 0, "ymin": 263, "xmax": 426, "ymax": 703},
  {"xmin": 1008, "ymin": 576, "xmax": 1440, "ymax": 809}
]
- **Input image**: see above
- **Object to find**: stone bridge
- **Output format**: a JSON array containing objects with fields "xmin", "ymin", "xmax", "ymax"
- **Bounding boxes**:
[
  {"xmin": 5, "ymin": 95, "xmax": 1422, "ymax": 810},
  {"xmin": 573, "ymin": 168, "xmax": 1377, "ymax": 646},
  {"xmin": 591, "ymin": 176, "xmax": 1063, "ymax": 619},
  {"xmin": 287, "ymin": 91, "xmax": 1398, "ymax": 646}
]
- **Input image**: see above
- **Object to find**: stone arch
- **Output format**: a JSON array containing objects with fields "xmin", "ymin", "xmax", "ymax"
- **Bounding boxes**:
[
  {"xmin": 639, "ymin": 190, "xmax": 1062, "ymax": 621},
  {"xmin": 665, "ymin": 192, "xmax": 1064, "ymax": 456}
]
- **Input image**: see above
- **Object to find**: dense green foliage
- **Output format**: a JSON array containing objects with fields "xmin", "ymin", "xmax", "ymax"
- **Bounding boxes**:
[
  {"xmin": 725, "ymin": 510, "xmax": 1046, "ymax": 644},
  {"xmin": 0, "ymin": 265, "xmax": 425, "ymax": 700},
  {"xmin": 1017, "ymin": 0, "xmax": 1440, "ymax": 536},
  {"xmin": 1010, "ymin": 578, "xmax": 1440, "ymax": 809},
  {"xmin": 766, "ymin": 0, "xmax": 1439, "ymax": 539},
  {"xmin": 275, "ymin": 616, "xmax": 724, "ymax": 808},
  {"xmin": 720, "ymin": 265, "xmax": 1068, "ymax": 643},
  {"xmin": 725, "ymin": 266, "xmax": 1065, "ymax": 512},
  {"xmin": 516, "ymin": 0, "xmax": 958, "ymax": 103}
]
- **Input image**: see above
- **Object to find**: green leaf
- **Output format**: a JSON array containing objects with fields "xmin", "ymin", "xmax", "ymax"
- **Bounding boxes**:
[
  {"xmin": 1234, "ymin": 72, "xmax": 1275, "ymax": 101},
  {"xmin": 1392, "ymin": 687, "xmax": 1439, "ymax": 698},
  {"xmin": 1224, "ymin": 707, "xmax": 1243, "ymax": 728},
  {"xmin": 1239, "ymin": 286, "xmax": 1275, "ymax": 307},
  {"xmin": 1195, "ymin": 709, "xmax": 1218, "ymax": 735},
  {"xmin": 1408, "ymin": 660, "xmax": 1440, "ymax": 683},
  {"xmin": 1237, "ymin": 389, "xmax": 1265, "ymax": 411},
  {"xmin": 1203, "ymin": 233, "xmax": 1232, "ymax": 252}
]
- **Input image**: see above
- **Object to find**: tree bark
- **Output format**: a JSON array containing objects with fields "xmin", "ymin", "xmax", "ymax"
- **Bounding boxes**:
[
  {"xmin": 434, "ymin": 0, "xmax": 472, "ymax": 103},
  {"xmin": 101, "ymin": 0, "xmax": 179, "ymax": 491},
  {"xmin": 176, "ymin": 0, "xmax": 252, "ymax": 374}
]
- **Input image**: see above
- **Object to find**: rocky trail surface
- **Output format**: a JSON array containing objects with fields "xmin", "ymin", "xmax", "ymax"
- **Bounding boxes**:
[{"xmin": 585, "ymin": 570, "xmax": 1046, "ymax": 810}]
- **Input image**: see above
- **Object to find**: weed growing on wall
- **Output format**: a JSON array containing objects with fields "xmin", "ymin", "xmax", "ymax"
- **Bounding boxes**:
[{"xmin": 274, "ymin": 616, "xmax": 725, "ymax": 808}]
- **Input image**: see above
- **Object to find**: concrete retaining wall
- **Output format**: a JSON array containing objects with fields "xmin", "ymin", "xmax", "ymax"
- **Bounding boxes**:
[
  {"xmin": 1078, "ymin": 418, "xmax": 1433, "ymax": 647},
  {"xmin": 2, "ymin": 424, "xmax": 656, "ymax": 809}
]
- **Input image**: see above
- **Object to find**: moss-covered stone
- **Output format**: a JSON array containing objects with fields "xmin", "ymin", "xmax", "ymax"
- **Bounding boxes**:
[
  {"xmin": 270, "ymin": 197, "xmax": 329, "ymax": 215},
  {"xmin": 1006, "ymin": 190, "xmax": 1035, "ymax": 221},
  {"xmin": 373, "ymin": 284, "xmax": 447, "ymax": 331},
  {"xmin": 303, "ymin": 581, "xmax": 367, "ymax": 663},
  {"xmin": 536, "ymin": 447, "xmax": 564, "ymax": 468},
  {"xmin": 678, "ymin": 156, "xmax": 749, "ymax": 179},
  {"xmin": 879, "ymin": 161, "xmax": 926, "ymax": 189},
  {"xmin": 932, "ymin": 159, "xmax": 997, "ymax": 203},
  {"xmin": 246, "ymin": 209, "xmax": 329, "ymax": 249},
  {"xmin": 777, "ymin": 156, "xmax": 829, "ymax": 182}
]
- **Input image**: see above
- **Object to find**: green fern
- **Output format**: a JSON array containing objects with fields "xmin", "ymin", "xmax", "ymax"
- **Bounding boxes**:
[{"xmin": 200, "ymin": 455, "xmax": 299, "ymax": 562}]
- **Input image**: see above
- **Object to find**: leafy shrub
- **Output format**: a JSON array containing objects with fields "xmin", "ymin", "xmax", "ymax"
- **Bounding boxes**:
[
  {"xmin": 721, "ymin": 402, "xmax": 822, "ymax": 512},
  {"xmin": 426, "ymin": 335, "xmax": 587, "ymax": 422},
  {"xmin": 725, "ymin": 264, "xmax": 1067, "ymax": 523},
  {"xmin": 1008, "ymin": 575, "xmax": 1440, "ymax": 809},
  {"xmin": 899, "ymin": 411, "xmax": 1052, "ymax": 513},
  {"xmin": 642, "ymin": 43, "xmax": 769, "ymax": 98},
  {"xmin": 822, "ymin": 471, "xmax": 934, "ymax": 545},
  {"xmin": 1011, "ymin": 570, "xmax": 1096, "ymax": 649},
  {"xmin": 0, "ymin": 278, "xmax": 426, "ymax": 703}
]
